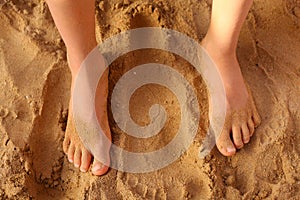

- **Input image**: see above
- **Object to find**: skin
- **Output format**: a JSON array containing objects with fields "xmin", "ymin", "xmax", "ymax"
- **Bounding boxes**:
[
  {"xmin": 202, "ymin": 0, "xmax": 261, "ymax": 156},
  {"xmin": 46, "ymin": 0, "xmax": 261, "ymax": 175},
  {"xmin": 46, "ymin": 0, "xmax": 110, "ymax": 175}
]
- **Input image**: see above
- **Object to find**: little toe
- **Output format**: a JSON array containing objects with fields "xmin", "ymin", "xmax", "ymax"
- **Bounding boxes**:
[
  {"xmin": 232, "ymin": 126, "xmax": 244, "ymax": 149},
  {"xmin": 80, "ymin": 149, "xmax": 92, "ymax": 172},
  {"xmin": 67, "ymin": 143, "xmax": 75, "ymax": 163},
  {"xmin": 241, "ymin": 123, "xmax": 250, "ymax": 144},
  {"xmin": 248, "ymin": 119, "xmax": 255, "ymax": 136},
  {"xmin": 216, "ymin": 130, "xmax": 236, "ymax": 156},
  {"xmin": 92, "ymin": 159, "xmax": 109, "ymax": 176},
  {"xmin": 252, "ymin": 110, "xmax": 261, "ymax": 127},
  {"xmin": 73, "ymin": 148, "xmax": 81, "ymax": 168},
  {"xmin": 63, "ymin": 137, "xmax": 70, "ymax": 154}
]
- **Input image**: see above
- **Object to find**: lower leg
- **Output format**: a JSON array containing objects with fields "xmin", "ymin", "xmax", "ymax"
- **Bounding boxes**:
[
  {"xmin": 46, "ymin": 0, "xmax": 97, "ymax": 74},
  {"xmin": 205, "ymin": 0, "xmax": 253, "ymax": 54}
]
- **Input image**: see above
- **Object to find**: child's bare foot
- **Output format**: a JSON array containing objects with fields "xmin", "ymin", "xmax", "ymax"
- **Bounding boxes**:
[
  {"xmin": 202, "ymin": 38, "xmax": 261, "ymax": 156},
  {"xmin": 63, "ymin": 55, "xmax": 111, "ymax": 176}
]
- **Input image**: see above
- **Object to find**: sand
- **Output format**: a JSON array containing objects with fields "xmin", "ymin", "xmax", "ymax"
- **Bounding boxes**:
[{"xmin": 0, "ymin": 0, "xmax": 300, "ymax": 199}]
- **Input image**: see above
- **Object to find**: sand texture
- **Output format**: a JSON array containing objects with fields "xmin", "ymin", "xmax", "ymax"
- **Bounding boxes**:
[{"xmin": 0, "ymin": 0, "xmax": 300, "ymax": 199}]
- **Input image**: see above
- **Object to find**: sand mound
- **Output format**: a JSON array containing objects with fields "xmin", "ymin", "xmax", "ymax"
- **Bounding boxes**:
[{"xmin": 0, "ymin": 0, "xmax": 299, "ymax": 199}]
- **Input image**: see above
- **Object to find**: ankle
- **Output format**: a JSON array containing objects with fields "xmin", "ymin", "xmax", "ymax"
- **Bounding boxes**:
[
  {"xmin": 66, "ymin": 40, "xmax": 98, "ymax": 75},
  {"xmin": 67, "ymin": 54, "xmax": 81, "ymax": 76},
  {"xmin": 67, "ymin": 50, "xmax": 94, "ymax": 76},
  {"xmin": 202, "ymin": 35, "xmax": 237, "ymax": 58}
]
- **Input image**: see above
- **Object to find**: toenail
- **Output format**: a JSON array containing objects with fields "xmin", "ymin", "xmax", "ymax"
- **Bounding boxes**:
[
  {"xmin": 68, "ymin": 158, "xmax": 73, "ymax": 163},
  {"xmin": 80, "ymin": 168, "xmax": 87, "ymax": 173},
  {"xmin": 92, "ymin": 164, "xmax": 104, "ymax": 172},
  {"xmin": 227, "ymin": 147, "xmax": 236, "ymax": 153},
  {"xmin": 74, "ymin": 163, "xmax": 79, "ymax": 168}
]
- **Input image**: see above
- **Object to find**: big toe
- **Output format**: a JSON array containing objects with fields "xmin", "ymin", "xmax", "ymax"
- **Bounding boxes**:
[
  {"xmin": 91, "ymin": 159, "xmax": 109, "ymax": 176},
  {"xmin": 216, "ymin": 130, "xmax": 236, "ymax": 156}
]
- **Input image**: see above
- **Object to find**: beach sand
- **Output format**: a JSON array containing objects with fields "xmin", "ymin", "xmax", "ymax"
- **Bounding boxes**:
[{"xmin": 0, "ymin": 0, "xmax": 300, "ymax": 199}]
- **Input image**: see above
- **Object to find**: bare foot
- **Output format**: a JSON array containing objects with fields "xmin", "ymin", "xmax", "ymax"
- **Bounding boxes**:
[
  {"xmin": 202, "ymin": 38, "xmax": 261, "ymax": 156},
  {"xmin": 63, "ymin": 57, "xmax": 111, "ymax": 175}
]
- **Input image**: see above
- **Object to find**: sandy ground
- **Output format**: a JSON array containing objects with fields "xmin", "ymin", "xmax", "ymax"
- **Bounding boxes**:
[{"xmin": 0, "ymin": 0, "xmax": 300, "ymax": 199}]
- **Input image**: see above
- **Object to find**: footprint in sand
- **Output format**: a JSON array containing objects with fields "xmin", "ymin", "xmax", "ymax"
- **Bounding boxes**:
[
  {"xmin": 27, "ymin": 65, "xmax": 71, "ymax": 193},
  {"xmin": 117, "ymin": 172, "xmax": 165, "ymax": 199},
  {"xmin": 0, "ymin": 11, "xmax": 79, "ymax": 198},
  {"xmin": 254, "ymin": 145, "xmax": 284, "ymax": 184},
  {"xmin": 117, "ymin": 171, "xmax": 206, "ymax": 200},
  {"xmin": 111, "ymin": 4, "xmax": 171, "ymax": 199},
  {"xmin": 109, "ymin": 3, "xmax": 210, "ymax": 200}
]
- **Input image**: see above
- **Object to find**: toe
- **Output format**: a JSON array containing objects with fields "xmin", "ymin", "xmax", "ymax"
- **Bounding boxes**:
[
  {"xmin": 80, "ymin": 149, "xmax": 92, "ymax": 172},
  {"xmin": 252, "ymin": 109, "xmax": 261, "ymax": 127},
  {"xmin": 67, "ymin": 143, "xmax": 75, "ymax": 163},
  {"xmin": 216, "ymin": 129, "xmax": 236, "ymax": 156},
  {"xmin": 63, "ymin": 136, "xmax": 70, "ymax": 154},
  {"xmin": 73, "ymin": 148, "xmax": 81, "ymax": 168},
  {"xmin": 92, "ymin": 159, "xmax": 109, "ymax": 176},
  {"xmin": 248, "ymin": 119, "xmax": 255, "ymax": 136},
  {"xmin": 232, "ymin": 126, "xmax": 244, "ymax": 149},
  {"xmin": 241, "ymin": 123, "xmax": 250, "ymax": 144}
]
